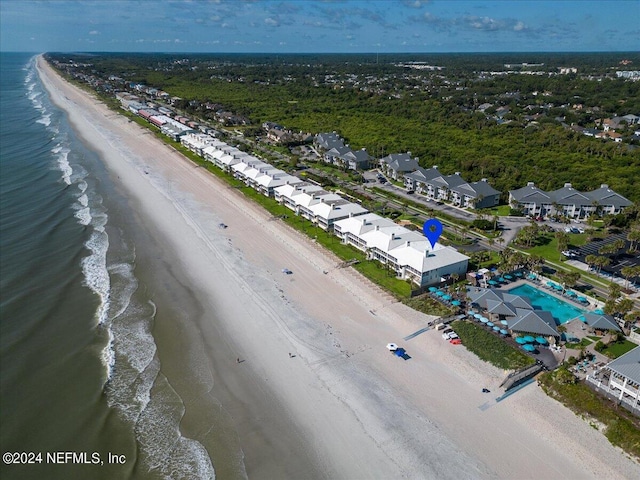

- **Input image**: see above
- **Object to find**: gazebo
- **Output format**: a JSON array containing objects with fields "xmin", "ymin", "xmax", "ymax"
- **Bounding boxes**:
[{"xmin": 582, "ymin": 313, "xmax": 621, "ymax": 334}]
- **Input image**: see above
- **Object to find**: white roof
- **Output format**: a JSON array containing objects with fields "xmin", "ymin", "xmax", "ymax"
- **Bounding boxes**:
[
  {"xmin": 361, "ymin": 226, "xmax": 424, "ymax": 253},
  {"xmin": 244, "ymin": 164, "xmax": 276, "ymax": 181},
  {"xmin": 295, "ymin": 191, "xmax": 342, "ymax": 209},
  {"xmin": 231, "ymin": 158, "xmax": 268, "ymax": 174},
  {"xmin": 334, "ymin": 213, "xmax": 396, "ymax": 235},
  {"xmin": 392, "ymin": 242, "xmax": 469, "ymax": 273},
  {"xmin": 202, "ymin": 141, "xmax": 227, "ymax": 156},
  {"xmin": 274, "ymin": 182, "xmax": 324, "ymax": 200},
  {"xmin": 255, "ymin": 173, "xmax": 302, "ymax": 189},
  {"xmin": 308, "ymin": 199, "xmax": 368, "ymax": 221}
]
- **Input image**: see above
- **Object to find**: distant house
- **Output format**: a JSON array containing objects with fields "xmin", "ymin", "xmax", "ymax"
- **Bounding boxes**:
[
  {"xmin": 315, "ymin": 132, "xmax": 345, "ymax": 151},
  {"xmin": 314, "ymin": 132, "xmax": 370, "ymax": 170},
  {"xmin": 404, "ymin": 166, "xmax": 441, "ymax": 193},
  {"xmin": 509, "ymin": 182, "xmax": 631, "ymax": 219},
  {"xmin": 379, "ymin": 152, "xmax": 419, "ymax": 180},
  {"xmin": 450, "ymin": 178, "xmax": 501, "ymax": 209},
  {"xmin": 509, "ymin": 182, "xmax": 555, "ymax": 218},
  {"xmin": 547, "ymin": 183, "xmax": 593, "ymax": 219},
  {"xmin": 586, "ymin": 184, "xmax": 633, "ymax": 216}
]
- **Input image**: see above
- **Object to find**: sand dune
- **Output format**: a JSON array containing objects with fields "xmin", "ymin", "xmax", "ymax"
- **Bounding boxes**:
[{"xmin": 38, "ymin": 55, "xmax": 639, "ymax": 479}]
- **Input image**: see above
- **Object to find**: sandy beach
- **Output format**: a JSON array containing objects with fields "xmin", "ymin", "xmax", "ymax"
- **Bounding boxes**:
[{"xmin": 37, "ymin": 55, "xmax": 640, "ymax": 479}]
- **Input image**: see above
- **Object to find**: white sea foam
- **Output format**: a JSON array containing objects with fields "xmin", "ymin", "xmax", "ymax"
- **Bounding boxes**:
[
  {"xmin": 36, "ymin": 114, "xmax": 51, "ymax": 126},
  {"xmin": 33, "ymin": 56, "xmax": 215, "ymax": 479},
  {"xmin": 77, "ymin": 193, "xmax": 89, "ymax": 208},
  {"xmin": 75, "ymin": 206, "xmax": 92, "ymax": 225},
  {"xmin": 81, "ymin": 230, "xmax": 110, "ymax": 325},
  {"xmin": 55, "ymin": 148, "xmax": 72, "ymax": 185}
]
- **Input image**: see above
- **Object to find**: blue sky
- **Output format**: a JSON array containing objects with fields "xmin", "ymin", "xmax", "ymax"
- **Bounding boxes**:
[{"xmin": 2, "ymin": 0, "xmax": 639, "ymax": 53}]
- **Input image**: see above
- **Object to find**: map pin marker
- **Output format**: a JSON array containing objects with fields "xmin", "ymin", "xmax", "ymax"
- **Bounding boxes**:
[{"xmin": 423, "ymin": 219, "xmax": 443, "ymax": 249}]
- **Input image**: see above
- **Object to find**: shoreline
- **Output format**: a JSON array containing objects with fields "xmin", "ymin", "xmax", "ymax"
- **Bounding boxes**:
[{"xmin": 37, "ymin": 55, "xmax": 640, "ymax": 479}]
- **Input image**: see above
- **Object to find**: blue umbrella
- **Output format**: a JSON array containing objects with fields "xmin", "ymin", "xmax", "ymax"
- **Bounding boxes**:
[
  {"xmin": 442, "ymin": 294, "xmax": 452, "ymax": 301},
  {"xmin": 451, "ymin": 300, "xmax": 461, "ymax": 306},
  {"xmin": 522, "ymin": 344, "xmax": 536, "ymax": 352},
  {"xmin": 500, "ymin": 320, "xmax": 509, "ymax": 325},
  {"xmin": 504, "ymin": 274, "xmax": 514, "ymax": 280},
  {"xmin": 435, "ymin": 291, "xmax": 444, "ymax": 296},
  {"xmin": 474, "ymin": 313, "xmax": 483, "ymax": 319},
  {"xmin": 578, "ymin": 296, "xmax": 588, "ymax": 303},
  {"xmin": 488, "ymin": 280, "xmax": 498, "ymax": 285},
  {"xmin": 480, "ymin": 318, "xmax": 488, "ymax": 323},
  {"xmin": 492, "ymin": 326, "xmax": 500, "ymax": 331},
  {"xmin": 500, "ymin": 329, "xmax": 509, "ymax": 335},
  {"xmin": 523, "ymin": 335, "xmax": 535, "ymax": 343},
  {"xmin": 566, "ymin": 291, "xmax": 577, "ymax": 297},
  {"xmin": 497, "ymin": 277, "xmax": 506, "ymax": 282},
  {"xmin": 487, "ymin": 322, "xmax": 495, "ymax": 327},
  {"xmin": 428, "ymin": 286, "xmax": 438, "ymax": 292},
  {"xmin": 514, "ymin": 272, "xmax": 523, "ymax": 277},
  {"xmin": 516, "ymin": 337, "xmax": 528, "ymax": 344},
  {"xmin": 594, "ymin": 309, "xmax": 604, "ymax": 314},
  {"xmin": 467, "ymin": 310, "xmax": 475, "ymax": 316},
  {"xmin": 536, "ymin": 336, "xmax": 548, "ymax": 345}
]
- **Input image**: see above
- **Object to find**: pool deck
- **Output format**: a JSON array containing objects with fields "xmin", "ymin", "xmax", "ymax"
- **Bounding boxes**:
[
  {"xmin": 494, "ymin": 278, "xmax": 613, "ymax": 370},
  {"xmin": 496, "ymin": 277, "xmax": 601, "ymax": 315}
]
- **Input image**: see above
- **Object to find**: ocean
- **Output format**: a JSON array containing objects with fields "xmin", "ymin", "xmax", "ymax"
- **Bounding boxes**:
[{"xmin": 0, "ymin": 53, "xmax": 216, "ymax": 479}]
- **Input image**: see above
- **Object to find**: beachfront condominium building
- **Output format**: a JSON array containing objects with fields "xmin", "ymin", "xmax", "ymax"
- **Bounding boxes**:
[
  {"xmin": 589, "ymin": 346, "xmax": 640, "ymax": 413},
  {"xmin": 178, "ymin": 133, "xmax": 469, "ymax": 288},
  {"xmin": 334, "ymin": 213, "xmax": 469, "ymax": 287}
]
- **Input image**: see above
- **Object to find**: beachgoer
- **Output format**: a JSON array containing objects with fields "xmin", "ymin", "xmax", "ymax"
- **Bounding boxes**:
[
  {"xmin": 288, "ymin": 352, "xmax": 292, "ymax": 358},
  {"xmin": 236, "ymin": 358, "xmax": 240, "ymax": 363}
]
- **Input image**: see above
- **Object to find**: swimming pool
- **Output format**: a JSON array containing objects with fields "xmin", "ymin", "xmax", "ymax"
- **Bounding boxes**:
[{"xmin": 508, "ymin": 284, "xmax": 585, "ymax": 325}]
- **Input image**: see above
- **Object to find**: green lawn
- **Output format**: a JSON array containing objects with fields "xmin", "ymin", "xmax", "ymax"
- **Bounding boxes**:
[
  {"xmin": 600, "ymin": 340, "xmax": 638, "ymax": 359},
  {"xmin": 451, "ymin": 320, "xmax": 535, "ymax": 370},
  {"xmin": 403, "ymin": 294, "xmax": 454, "ymax": 317},
  {"xmin": 565, "ymin": 338, "xmax": 593, "ymax": 349}
]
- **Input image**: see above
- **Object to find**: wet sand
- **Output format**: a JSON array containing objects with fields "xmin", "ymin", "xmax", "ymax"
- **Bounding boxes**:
[{"xmin": 38, "ymin": 55, "xmax": 640, "ymax": 479}]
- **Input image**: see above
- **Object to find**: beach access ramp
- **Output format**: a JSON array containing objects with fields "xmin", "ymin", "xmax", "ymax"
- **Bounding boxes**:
[{"xmin": 500, "ymin": 363, "xmax": 544, "ymax": 391}]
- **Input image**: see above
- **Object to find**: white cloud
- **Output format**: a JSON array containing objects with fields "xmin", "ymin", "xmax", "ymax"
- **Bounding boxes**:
[
  {"xmin": 264, "ymin": 17, "xmax": 279, "ymax": 27},
  {"xmin": 89, "ymin": 30, "xmax": 99, "ymax": 35}
]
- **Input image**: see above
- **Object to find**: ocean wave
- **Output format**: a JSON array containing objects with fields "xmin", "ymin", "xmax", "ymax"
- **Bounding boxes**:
[
  {"xmin": 74, "ymin": 206, "xmax": 92, "ymax": 225},
  {"xmin": 77, "ymin": 193, "xmax": 89, "ymax": 207},
  {"xmin": 81, "ymin": 229, "xmax": 110, "ymax": 325},
  {"xmin": 135, "ymin": 376, "xmax": 216, "ymax": 479},
  {"xmin": 36, "ymin": 114, "xmax": 51, "ymax": 127},
  {"xmin": 55, "ymin": 147, "xmax": 72, "ymax": 185}
]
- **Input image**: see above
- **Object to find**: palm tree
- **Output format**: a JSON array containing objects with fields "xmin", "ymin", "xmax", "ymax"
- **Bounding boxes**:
[
  {"xmin": 608, "ymin": 283, "xmax": 621, "ymax": 301},
  {"xmin": 555, "ymin": 231, "xmax": 569, "ymax": 259},
  {"xmin": 627, "ymin": 228, "xmax": 640, "ymax": 252},
  {"xmin": 617, "ymin": 298, "xmax": 634, "ymax": 319},
  {"xmin": 620, "ymin": 266, "xmax": 635, "ymax": 290}
]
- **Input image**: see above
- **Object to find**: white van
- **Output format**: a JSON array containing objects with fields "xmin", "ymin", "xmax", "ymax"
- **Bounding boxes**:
[{"xmin": 435, "ymin": 323, "xmax": 446, "ymax": 331}]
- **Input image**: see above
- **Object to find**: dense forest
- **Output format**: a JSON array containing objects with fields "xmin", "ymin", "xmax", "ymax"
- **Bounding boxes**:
[{"xmin": 53, "ymin": 52, "xmax": 640, "ymax": 201}]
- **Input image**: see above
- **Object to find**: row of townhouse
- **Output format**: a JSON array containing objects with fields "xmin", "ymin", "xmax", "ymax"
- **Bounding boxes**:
[
  {"xmin": 395, "ymin": 160, "xmax": 501, "ymax": 210},
  {"xmin": 178, "ymin": 135, "xmax": 469, "ymax": 288},
  {"xmin": 334, "ymin": 213, "xmax": 469, "ymax": 287},
  {"xmin": 508, "ymin": 182, "xmax": 632, "ymax": 219},
  {"xmin": 314, "ymin": 132, "xmax": 372, "ymax": 170}
]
